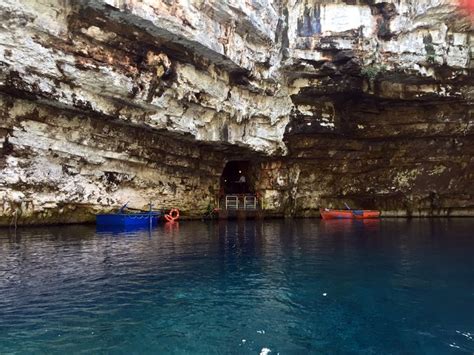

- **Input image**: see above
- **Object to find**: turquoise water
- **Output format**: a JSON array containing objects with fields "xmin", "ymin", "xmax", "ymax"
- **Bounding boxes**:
[{"xmin": 0, "ymin": 219, "xmax": 473, "ymax": 354}]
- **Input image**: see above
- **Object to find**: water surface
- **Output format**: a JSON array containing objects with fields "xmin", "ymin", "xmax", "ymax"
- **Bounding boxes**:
[{"xmin": 0, "ymin": 219, "xmax": 473, "ymax": 354}]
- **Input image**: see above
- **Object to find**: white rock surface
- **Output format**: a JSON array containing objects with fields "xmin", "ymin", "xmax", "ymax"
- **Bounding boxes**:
[{"xmin": 0, "ymin": 0, "xmax": 472, "ymax": 223}]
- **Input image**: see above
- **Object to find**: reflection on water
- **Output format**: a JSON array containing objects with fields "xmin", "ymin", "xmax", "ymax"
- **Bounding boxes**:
[
  {"xmin": 319, "ymin": 218, "xmax": 381, "ymax": 234},
  {"xmin": 0, "ymin": 219, "xmax": 473, "ymax": 354}
]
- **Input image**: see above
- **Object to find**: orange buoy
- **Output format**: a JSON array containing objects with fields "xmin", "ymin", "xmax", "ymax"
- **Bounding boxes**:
[{"xmin": 164, "ymin": 208, "xmax": 180, "ymax": 222}]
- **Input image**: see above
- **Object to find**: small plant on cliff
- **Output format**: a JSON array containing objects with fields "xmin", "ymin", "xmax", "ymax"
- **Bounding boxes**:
[
  {"xmin": 361, "ymin": 64, "xmax": 387, "ymax": 81},
  {"xmin": 424, "ymin": 42, "xmax": 436, "ymax": 64},
  {"xmin": 423, "ymin": 34, "xmax": 436, "ymax": 65},
  {"xmin": 426, "ymin": 53, "xmax": 436, "ymax": 64},
  {"xmin": 203, "ymin": 203, "xmax": 218, "ymax": 219}
]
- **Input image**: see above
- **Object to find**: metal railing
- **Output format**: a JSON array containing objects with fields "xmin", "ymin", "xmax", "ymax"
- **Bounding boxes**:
[
  {"xmin": 224, "ymin": 195, "xmax": 257, "ymax": 210},
  {"xmin": 244, "ymin": 195, "xmax": 257, "ymax": 210},
  {"xmin": 225, "ymin": 195, "xmax": 239, "ymax": 210}
]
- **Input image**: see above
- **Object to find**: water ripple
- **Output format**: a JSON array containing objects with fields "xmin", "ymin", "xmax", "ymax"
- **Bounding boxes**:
[{"xmin": 0, "ymin": 219, "xmax": 473, "ymax": 353}]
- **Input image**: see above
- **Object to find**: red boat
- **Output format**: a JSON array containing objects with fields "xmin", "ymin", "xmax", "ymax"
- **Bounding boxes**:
[{"xmin": 320, "ymin": 208, "xmax": 380, "ymax": 220}]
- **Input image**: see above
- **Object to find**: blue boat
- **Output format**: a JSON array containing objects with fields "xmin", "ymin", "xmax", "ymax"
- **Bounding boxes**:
[{"xmin": 96, "ymin": 203, "xmax": 161, "ymax": 227}]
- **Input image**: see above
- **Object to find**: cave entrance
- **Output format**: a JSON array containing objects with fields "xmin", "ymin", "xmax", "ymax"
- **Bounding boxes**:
[
  {"xmin": 218, "ymin": 160, "xmax": 262, "ymax": 214},
  {"xmin": 220, "ymin": 160, "xmax": 253, "ymax": 194}
]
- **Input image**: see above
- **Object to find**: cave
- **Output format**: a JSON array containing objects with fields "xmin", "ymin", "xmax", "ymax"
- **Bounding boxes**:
[
  {"xmin": 0, "ymin": 0, "xmax": 472, "ymax": 225},
  {"xmin": 220, "ymin": 161, "xmax": 254, "ymax": 194}
]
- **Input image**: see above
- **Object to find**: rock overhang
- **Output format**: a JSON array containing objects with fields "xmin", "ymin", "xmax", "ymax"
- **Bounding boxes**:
[{"xmin": 0, "ymin": 0, "xmax": 473, "ymax": 222}]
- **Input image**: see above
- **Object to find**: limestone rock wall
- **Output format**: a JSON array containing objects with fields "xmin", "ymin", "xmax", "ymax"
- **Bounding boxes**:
[
  {"xmin": 0, "ymin": 93, "xmax": 228, "ymax": 225},
  {"xmin": 0, "ymin": 0, "xmax": 291, "ymax": 155},
  {"xmin": 0, "ymin": 0, "xmax": 472, "ymax": 224},
  {"xmin": 285, "ymin": 99, "xmax": 473, "ymax": 217},
  {"xmin": 281, "ymin": 0, "xmax": 473, "ymax": 216}
]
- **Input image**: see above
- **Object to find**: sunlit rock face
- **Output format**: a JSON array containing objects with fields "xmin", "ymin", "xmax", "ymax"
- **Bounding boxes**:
[
  {"xmin": 0, "ymin": 0, "xmax": 291, "ymax": 155},
  {"xmin": 0, "ymin": 94, "xmax": 232, "ymax": 224},
  {"xmin": 0, "ymin": 0, "xmax": 472, "ymax": 224}
]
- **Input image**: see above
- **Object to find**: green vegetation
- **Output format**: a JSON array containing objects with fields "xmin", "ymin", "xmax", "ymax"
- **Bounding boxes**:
[
  {"xmin": 361, "ymin": 64, "xmax": 387, "ymax": 81},
  {"xmin": 425, "ymin": 44, "xmax": 436, "ymax": 64},
  {"xmin": 423, "ymin": 34, "xmax": 436, "ymax": 65},
  {"xmin": 426, "ymin": 53, "xmax": 436, "ymax": 64},
  {"xmin": 203, "ymin": 202, "xmax": 217, "ymax": 219}
]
